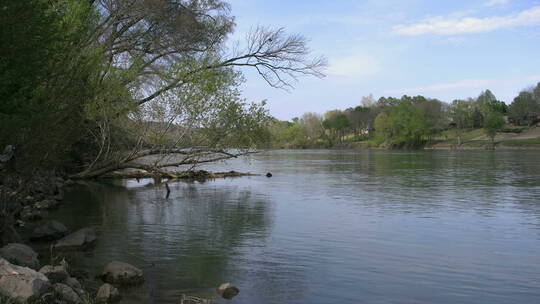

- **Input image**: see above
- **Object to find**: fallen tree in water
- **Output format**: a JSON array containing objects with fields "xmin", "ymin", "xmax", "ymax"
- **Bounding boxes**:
[
  {"xmin": 70, "ymin": 148, "xmax": 259, "ymax": 180},
  {"xmin": 101, "ymin": 169, "xmax": 259, "ymax": 180}
]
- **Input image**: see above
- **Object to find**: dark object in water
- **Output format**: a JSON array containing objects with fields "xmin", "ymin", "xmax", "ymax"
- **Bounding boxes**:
[
  {"xmin": 266, "ymin": 172, "xmax": 272, "ymax": 178},
  {"xmin": 165, "ymin": 183, "xmax": 171, "ymax": 199},
  {"xmin": 217, "ymin": 283, "xmax": 239, "ymax": 299}
]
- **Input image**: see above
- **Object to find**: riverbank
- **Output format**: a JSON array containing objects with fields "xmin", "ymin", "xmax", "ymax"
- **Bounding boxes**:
[
  {"xmin": 274, "ymin": 125, "xmax": 540, "ymax": 151},
  {"xmin": 0, "ymin": 170, "xmax": 244, "ymax": 303},
  {"xmin": 425, "ymin": 125, "xmax": 540, "ymax": 150}
]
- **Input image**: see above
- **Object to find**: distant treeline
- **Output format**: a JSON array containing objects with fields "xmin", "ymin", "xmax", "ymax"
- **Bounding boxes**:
[{"xmin": 269, "ymin": 83, "xmax": 540, "ymax": 149}]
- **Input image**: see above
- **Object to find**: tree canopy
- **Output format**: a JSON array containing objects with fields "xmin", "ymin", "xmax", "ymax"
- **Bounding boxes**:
[{"xmin": 0, "ymin": 0, "xmax": 326, "ymax": 177}]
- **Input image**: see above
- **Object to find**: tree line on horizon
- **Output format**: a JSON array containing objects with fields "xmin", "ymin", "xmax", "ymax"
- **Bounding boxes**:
[{"xmin": 269, "ymin": 83, "xmax": 540, "ymax": 149}]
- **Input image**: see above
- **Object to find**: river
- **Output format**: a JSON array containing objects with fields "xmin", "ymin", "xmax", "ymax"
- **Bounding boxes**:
[{"xmin": 47, "ymin": 150, "xmax": 540, "ymax": 303}]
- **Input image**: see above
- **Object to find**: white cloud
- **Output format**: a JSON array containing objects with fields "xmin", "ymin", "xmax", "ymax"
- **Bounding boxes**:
[
  {"xmin": 484, "ymin": 0, "xmax": 510, "ymax": 7},
  {"xmin": 393, "ymin": 5, "xmax": 540, "ymax": 36},
  {"xmin": 327, "ymin": 54, "xmax": 379, "ymax": 78}
]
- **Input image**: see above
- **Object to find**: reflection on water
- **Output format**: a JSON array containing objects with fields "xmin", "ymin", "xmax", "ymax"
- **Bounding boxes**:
[{"xmin": 47, "ymin": 150, "xmax": 540, "ymax": 304}]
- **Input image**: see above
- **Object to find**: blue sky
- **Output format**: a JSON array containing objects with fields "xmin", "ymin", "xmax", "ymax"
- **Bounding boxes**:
[{"xmin": 227, "ymin": 0, "xmax": 540, "ymax": 120}]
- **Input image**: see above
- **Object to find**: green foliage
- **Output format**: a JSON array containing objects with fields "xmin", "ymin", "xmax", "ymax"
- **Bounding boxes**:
[
  {"xmin": 0, "ymin": 0, "xmax": 103, "ymax": 170},
  {"xmin": 1, "ymin": 0, "xmax": 279, "ymax": 174},
  {"xmin": 373, "ymin": 98, "xmax": 431, "ymax": 148},
  {"xmin": 334, "ymin": 114, "xmax": 351, "ymax": 131},
  {"xmin": 500, "ymin": 138, "xmax": 540, "ymax": 147},
  {"xmin": 509, "ymin": 87, "xmax": 539, "ymax": 125},
  {"xmin": 483, "ymin": 110, "xmax": 506, "ymax": 142},
  {"xmin": 269, "ymin": 120, "xmax": 310, "ymax": 149},
  {"xmin": 450, "ymin": 100, "xmax": 473, "ymax": 129}
]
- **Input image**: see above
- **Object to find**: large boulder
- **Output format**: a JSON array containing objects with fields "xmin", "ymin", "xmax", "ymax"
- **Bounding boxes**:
[
  {"xmin": 100, "ymin": 261, "xmax": 144, "ymax": 285},
  {"xmin": 0, "ymin": 258, "xmax": 51, "ymax": 303},
  {"xmin": 54, "ymin": 228, "xmax": 96, "ymax": 251},
  {"xmin": 217, "ymin": 283, "xmax": 239, "ymax": 299},
  {"xmin": 0, "ymin": 243, "xmax": 40, "ymax": 270},
  {"xmin": 30, "ymin": 220, "xmax": 69, "ymax": 241},
  {"xmin": 96, "ymin": 283, "xmax": 121, "ymax": 303},
  {"xmin": 39, "ymin": 265, "xmax": 69, "ymax": 284},
  {"xmin": 0, "ymin": 224, "xmax": 22, "ymax": 246},
  {"xmin": 53, "ymin": 283, "xmax": 82, "ymax": 303},
  {"xmin": 65, "ymin": 277, "xmax": 85, "ymax": 298}
]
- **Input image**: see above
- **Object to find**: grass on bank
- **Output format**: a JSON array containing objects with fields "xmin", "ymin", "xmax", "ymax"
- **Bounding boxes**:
[{"xmin": 499, "ymin": 138, "xmax": 540, "ymax": 147}]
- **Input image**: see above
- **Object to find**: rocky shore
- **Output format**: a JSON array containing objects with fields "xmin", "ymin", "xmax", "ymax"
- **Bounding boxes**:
[
  {"xmin": 0, "ymin": 173, "xmax": 239, "ymax": 303},
  {"xmin": 0, "ymin": 175, "xmax": 133, "ymax": 303},
  {"xmin": 0, "ymin": 174, "xmax": 139, "ymax": 303}
]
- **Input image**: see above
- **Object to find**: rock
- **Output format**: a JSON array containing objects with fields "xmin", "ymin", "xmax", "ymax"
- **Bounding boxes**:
[
  {"xmin": 23, "ymin": 195, "xmax": 35, "ymax": 206},
  {"xmin": 0, "ymin": 145, "xmax": 15, "ymax": 163},
  {"xmin": 217, "ymin": 283, "xmax": 239, "ymax": 299},
  {"xmin": 0, "ymin": 243, "xmax": 40, "ymax": 270},
  {"xmin": 0, "ymin": 225, "xmax": 22, "ymax": 245},
  {"xmin": 65, "ymin": 277, "xmax": 85, "ymax": 297},
  {"xmin": 69, "ymin": 268, "xmax": 90, "ymax": 280},
  {"xmin": 54, "ymin": 228, "xmax": 96, "ymax": 251},
  {"xmin": 53, "ymin": 283, "xmax": 82, "ymax": 303},
  {"xmin": 20, "ymin": 206, "xmax": 46, "ymax": 222},
  {"xmin": 0, "ymin": 258, "xmax": 51, "ymax": 303},
  {"xmin": 96, "ymin": 283, "xmax": 121, "ymax": 303},
  {"xmin": 34, "ymin": 199, "xmax": 60, "ymax": 210},
  {"xmin": 65, "ymin": 277, "xmax": 81, "ymax": 290},
  {"xmin": 39, "ymin": 265, "xmax": 69, "ymax": 284},
  {"xmin": 266, "ymin": 172, "xmax": 272, "ymax": 177},
  {"xmin": 30, "ymin": 220, "xmax": 69, "ymax": 241},
  {"xmin": 100, "ymin": 261, "xmax": 144, "ymax": 285}
]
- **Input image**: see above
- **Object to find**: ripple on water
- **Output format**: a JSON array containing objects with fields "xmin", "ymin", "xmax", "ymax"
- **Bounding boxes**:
[{"xmin": 44, "ymin": 150, "xmax": 540, "ymax": 304}]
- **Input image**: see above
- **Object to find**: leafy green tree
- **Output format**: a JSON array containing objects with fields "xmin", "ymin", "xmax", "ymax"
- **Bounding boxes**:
[
  {"xmin": 0, "ymin": 0, "xmax": 104, "ymax": 170},
  {"xmin": 477, "ymin": 90, "xmax": 498, "ymax": 108},
  {"xmin": 345, "ymin": 106, "xmax": 375, "ymax": 140},
  {"xmin": 450, "ymin": 100, "xmax": 473, "ymax": 146},
  {"xmin": 471, "ymin": 108, "xmax": 484, "ymax": 128},
  {"xmin": 483, "ymin": 110, "xmax": 505, "ymax": 145},
  {"xmin": 334, "ymin": 114, "xmax": 351, "ymax": 142},
  {"xmin": 373, "ymin": 99, "xmax": 430, "ymax": 147},
  {"xmin": 1, "ymin": 0, "xmax": 326, "ymax": 177},
  {"xmin": 374, "ymin": 112, "xmax": 390, "ymax": 141},
  {"xmin": 509, "ymin": 86, "xmax": 539, "ymax": 125}
]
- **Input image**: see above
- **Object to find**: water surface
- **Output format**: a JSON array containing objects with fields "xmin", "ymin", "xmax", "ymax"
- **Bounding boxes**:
[{"xmin": 50, "ymin": 150, "xmax": 540, "ymax": 303}]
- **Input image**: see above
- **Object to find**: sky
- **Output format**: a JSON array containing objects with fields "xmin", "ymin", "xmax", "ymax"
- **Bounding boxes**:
[{"xmin": 226, "ymin": 0, "xmax": 540, "ymax": 120}]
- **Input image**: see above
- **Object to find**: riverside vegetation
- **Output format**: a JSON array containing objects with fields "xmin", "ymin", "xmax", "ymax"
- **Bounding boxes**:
[
  {"xmin": 1, "ymin": 0, "xmax": 540, "ymax": 303},
  {"xmin": 269, "ymin": 86, "xmax": 540, "ymax": 149},
  {"xmin": 0, "ymin": 0, "xmax": 324, "ymax": 302}
]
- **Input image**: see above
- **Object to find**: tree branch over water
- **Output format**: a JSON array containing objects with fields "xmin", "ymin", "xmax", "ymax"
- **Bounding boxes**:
[{"xmin": 0, "ymin": 0, "xmax": 325, "ymax": 178}]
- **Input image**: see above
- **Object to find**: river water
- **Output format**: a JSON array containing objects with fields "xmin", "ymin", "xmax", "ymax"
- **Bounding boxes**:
[{"xmin": 50, "ymin": 150, "xmax": 540, "ymax": 303}]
